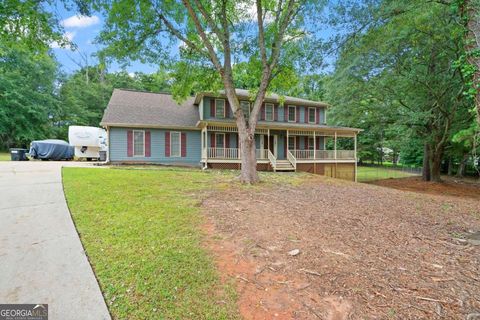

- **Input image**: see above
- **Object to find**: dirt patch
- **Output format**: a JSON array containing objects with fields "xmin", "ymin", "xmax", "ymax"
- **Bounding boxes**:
[
  {"xmin": 369, "ymin": 176, "xmax": 480, "ymax": 199},
  {"xmin": 203, "ymin": 175, "xmax": 480, "ymax": 319}
]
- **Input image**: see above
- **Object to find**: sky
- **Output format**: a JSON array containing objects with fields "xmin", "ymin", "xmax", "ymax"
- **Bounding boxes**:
[
  {"xmin": 48, "ymin": 2, "xmax": 337, "ymax": 75},
  {"xmin": 49, "ymin": 3, "xmax": 157, "ymax": 75}
]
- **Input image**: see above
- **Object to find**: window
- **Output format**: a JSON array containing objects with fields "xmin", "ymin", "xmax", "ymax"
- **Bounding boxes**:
[
  {"xmin": 215, "ymin": 99, "xmax": 225, "ymax": 118},
  {"xmin": 288, "ymin": 136, "xmax": 296, "ymax": 150},
  {"xmin": 288, "ymin": 105, "xmax": 296, "ymax": 122},
  {"xmin": 133, "ymin": 130, "xmax": 145, "ymax": 157},
  {"xmin": 308, "ymin": 107, "xmax": 316, "ymax": 123},
  {"xmin": 170, "ymin": 131, "xmax": 181, "ymax": 157},
  {"xmin": 265, "ymin": 103, "xmax": 274, "ymax": 121},
  {"xmin": 215, "ymin": 133, "xmax": 225, "ymax": 148},
  {"xmin": 240, "ymin": 101, "xmax": 250, "ymax": 118},
  {"xmin": 308, "ymin": 137, "xmax": 314, "ymax": 150}
]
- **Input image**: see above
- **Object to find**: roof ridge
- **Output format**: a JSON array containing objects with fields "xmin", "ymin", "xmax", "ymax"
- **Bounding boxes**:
[{"xmin": 114, "ymin": 88, "xmax": 174, "ymax": 96}]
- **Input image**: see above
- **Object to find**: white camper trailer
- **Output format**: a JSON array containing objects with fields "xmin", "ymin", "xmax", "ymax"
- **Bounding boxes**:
[{"xmin": 68, "ymin": 126, "xmax": 107, "ymax": 160}]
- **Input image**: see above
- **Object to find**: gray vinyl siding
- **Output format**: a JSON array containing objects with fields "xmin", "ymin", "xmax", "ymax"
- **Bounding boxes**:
[{"xmin": 109, "ymin": 127, "xmax": 201, "ymax": 165}]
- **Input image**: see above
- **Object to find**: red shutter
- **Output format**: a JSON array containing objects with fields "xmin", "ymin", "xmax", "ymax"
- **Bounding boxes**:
[
  {"xmin": 284, "ymin": 106, "xmax": 288, "ymax": 122},
  {"xmin": 225, "ymin": 133, "xmax": 230, "ymax": 148},
  {"xmin": 211, "ymin": 100, "xmax": 215, "ymax": 118},
  {"xmin": 165, "ymin": 131, "xmax": 170, "ymax": 157},
  {"xmin": 316, "ymin": 137, "xmax": 320, "ymax": 150},
  {"xmin": 305, "ymin": 108, "xmax": 308, "ymax": 123},
  {"xmin": 145, "ymin": 131, "xmax": 151, "ymax": 157},
  {"xmin": 304, "ymin": 136, "xmax": 309, "ymax": 150},
  {"xmin": 284, "ymin": 136, "xmax": 287, "ymax": 156},
  {"xmin": 316, "ymin": 108, "xmax": 320, "ymax": 124},
  {"xmin": 274, "ymin": 105, "xmax": 278, "ymax": 121},
  {"xmin": 263, "ymin": 135, "xmax": 268, "ymax": 150},
  {"xmin": 296, "ymin": 107, "xmax": 300, "ymax": 123},
  {"xmin": 211, "ymin": 133, "xmax": 216, "ymax": 148},
  {"xmin": 127, "ymin": 130, "xmax": 133, "ymax": 157},
  {"xmin": 261, "ymin": 105, "xmax": 265, "ymax": 120},
  {"xmin": 181, "ymin": 132, "xmax": 187, "ymax": 157},
  {"xmin": 296, "ymin": 136, "xmax": 300, "ymax": 150},
  {"xmin": 236, "ymin": 134, "xmax": 239, "ymax": 148}
]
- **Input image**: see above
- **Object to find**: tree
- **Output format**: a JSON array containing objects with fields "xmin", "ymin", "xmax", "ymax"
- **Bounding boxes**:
[
  {"xmin": 91, "ymin": 0, "xmax": 325, "ymax": 183},
  {"xmin": 327, "ymin": 0, "xmax": 471, "ymax": 181},
  {"xmin": 0, "ymin": 44, "xmax": 59, "ymax": 149}
]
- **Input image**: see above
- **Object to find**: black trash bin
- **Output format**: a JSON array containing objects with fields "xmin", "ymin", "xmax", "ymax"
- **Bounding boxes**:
[{"xmin": 10, "ymin": 148, "xmax": 28, "ymax": 161}]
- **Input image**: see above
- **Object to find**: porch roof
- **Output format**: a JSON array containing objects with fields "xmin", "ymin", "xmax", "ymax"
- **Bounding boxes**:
[{"xmin": 196, "ymin": 119, "xmax": 362, "ymax": 135}]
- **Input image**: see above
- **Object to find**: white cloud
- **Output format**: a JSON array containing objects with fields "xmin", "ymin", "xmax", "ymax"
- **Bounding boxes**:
[
  {"xmin": 50, "ymin": 31, "xmax": 76, "ymax": 49},
  {"xmin": 61, "ymin": 15, "xmax": 100, "ymax": 28}
]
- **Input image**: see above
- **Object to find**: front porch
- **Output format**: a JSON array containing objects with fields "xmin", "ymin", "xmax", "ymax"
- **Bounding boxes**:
[{"xmin": 199, "ymin": 123, "xmax": 358, "ymax": 176}]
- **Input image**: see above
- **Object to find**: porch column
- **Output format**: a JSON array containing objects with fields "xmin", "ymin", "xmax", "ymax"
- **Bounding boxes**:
[
  {"xmin": 286, "ymin": 130, "xmax": 289, "ymax": 154},
  {"xmin": 354, "ymin": 133, "xmax": 357, "ymax": 182},
  {"xmin": 313, "ymin": 131, "xmax": 316, "ymax": 160},
  {"xmin": 205, "ymin": 125, "xmax": 208, "ymax": 162},
  {"xmin": 334, "ymin": 131, "xmax": 337, "ymax": 160},
  {"xmin": 268, "ymin": 129, "xmax": 270, "ymax": 153}
]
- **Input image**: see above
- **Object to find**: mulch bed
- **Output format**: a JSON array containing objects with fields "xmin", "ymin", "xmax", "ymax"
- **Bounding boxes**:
[
  {"xmin": 202, "ymin": 175, "xmax": 480, "ymax": 319},
  {"xmin": 369, "ymin": 176, "xmax": 480, "ymax": 200}
]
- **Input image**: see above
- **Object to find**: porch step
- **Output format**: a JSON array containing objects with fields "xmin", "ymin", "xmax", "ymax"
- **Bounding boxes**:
[{"xmin": 273, "ymin": 160, "xmax": 295, "ymax": 171}]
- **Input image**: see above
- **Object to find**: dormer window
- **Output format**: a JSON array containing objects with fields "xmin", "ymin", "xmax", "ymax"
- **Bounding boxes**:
[{"xmin": 215, "ymin": 99, "xmax": 225, "ymax": 118}]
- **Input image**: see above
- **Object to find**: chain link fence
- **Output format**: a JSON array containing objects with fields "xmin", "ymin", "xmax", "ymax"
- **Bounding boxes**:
[{"xmin": 357, "ymin": 164, "xmax": 422, "ymax": 182}]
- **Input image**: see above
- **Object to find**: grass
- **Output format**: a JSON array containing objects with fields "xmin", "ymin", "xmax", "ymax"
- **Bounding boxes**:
[
  {"xmin": 0, "ymin": 152, "xmax": 10, "ymax": 161},
  {"xmin": 62, "ymin": 167, "xmax": 241, "ymax": 319},
  {"xmin": 357, "ymin": 166, "xmax": 417, "ymax": 182}
]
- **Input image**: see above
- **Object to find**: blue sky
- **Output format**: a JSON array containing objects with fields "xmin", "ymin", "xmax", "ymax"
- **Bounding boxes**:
[
  {"xmin": 49, "ymin": 3, "xmax": 157, "ymax": 74},
  {"xmin": 49, "ymin": 3, "xmax": 336, "ymax": 75}
]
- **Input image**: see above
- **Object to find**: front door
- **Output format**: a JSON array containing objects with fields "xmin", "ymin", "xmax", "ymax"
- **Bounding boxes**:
[{"xmin": 269, "ymin": 135, "xmax": 278, "ymax": 157}]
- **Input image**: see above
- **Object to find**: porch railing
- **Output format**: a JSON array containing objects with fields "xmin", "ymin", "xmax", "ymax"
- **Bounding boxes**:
[
  {"xmin": 287, "ymin": 151, "xmax": 297, "ymax": 170},
  {"xmin": 206, "ymin": 148, "xmax": 268, "ymax": 160},
  {"xmin": 267, "ymin": 150, "xmax": 277, "ymax": 169},
  {"xmin": 207, "ymin": 147, "xmax": 239, "ymax": 159},
  {"xmin": 291, "ymin": 149, "xmax": 355, "ymax": 160}
]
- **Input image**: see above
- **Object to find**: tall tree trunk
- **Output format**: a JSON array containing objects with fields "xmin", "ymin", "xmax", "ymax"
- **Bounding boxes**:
[
  {"xmin": 239, "ymin": 131, "xmax": 258, "ymax": 183},
  {"xmin": 422, "ymin": 142, "xmax": 431, "ymax": 181},
  {"xmin": 462, "ymin": 0, "xmax": 480, "ymax": 124},
  {"xmin": 447, "ymin": 158, "xmax": 454, "ymax": 176},
  {"xmin": 430, "ymin": 151, "xmax": 443, "ymax": 182},
  {"xmin": 457, "ymin": 152, "xmax": 469, "ymax": 177}
]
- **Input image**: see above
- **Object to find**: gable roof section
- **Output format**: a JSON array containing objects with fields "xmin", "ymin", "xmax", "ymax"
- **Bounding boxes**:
[
  {"xmin": 101, "ymin": 89, "xmax": 199, "ymax": 128},
  {"xmin": 194, "ymin": 88, "xmax": 330, "ymax": 108}
]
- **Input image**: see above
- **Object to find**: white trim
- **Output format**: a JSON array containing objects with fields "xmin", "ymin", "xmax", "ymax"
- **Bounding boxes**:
[
  {"xmin": 265, "ymin": 103, "xmax": 274, "ymax": 121},
  {"xmin": 215, "ymin": 99, "xmax": 226, "ymax": 118},
  {"xmin": 170, "ymin": 131, "xmax": 181, "ymax": 157},
  {"xmin": 288, "ymin": 105, "xmax": 296, "ymax": 122},
  {"xmin": 133, "ymin": 129, "xmax": 145, "ymax": 157},
  {"xmin": 308, "ymin": 107, "xmax": 316, "ymax": 124},
  {"xmin": 259, "ymin": 134, "xmax": 264, "ymax": 150},
  {"xmin": 273, "ymin": 135, "xmax": 278, "ymax": 157}
]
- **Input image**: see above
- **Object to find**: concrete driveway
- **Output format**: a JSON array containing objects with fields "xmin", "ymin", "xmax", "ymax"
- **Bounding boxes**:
[{"xmin": 0, "ymin": 161, "xmax": 111, "ymax": 320}]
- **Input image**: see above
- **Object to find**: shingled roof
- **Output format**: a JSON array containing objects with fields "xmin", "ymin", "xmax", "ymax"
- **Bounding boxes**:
[{"xmin": 100, "ymin": 89, "xmax": 199, "ymax": 128}]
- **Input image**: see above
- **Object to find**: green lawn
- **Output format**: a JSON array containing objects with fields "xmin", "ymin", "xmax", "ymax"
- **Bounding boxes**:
[
  {"xmin": 63, "ymin": 167, "xmax": 240, "ymax": 319},
  {"xmin": 0, "ymin": 152, "xmax": 10, "ymax": 161},
  {"xmin": 357, "ymin": 166, "xmax": 418, "ymax": 182}
]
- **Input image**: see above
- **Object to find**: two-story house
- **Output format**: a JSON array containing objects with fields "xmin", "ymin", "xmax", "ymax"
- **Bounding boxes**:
[{"xmin": 101, "ymin": 89, "xmax": 362, "ymax": 181}]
